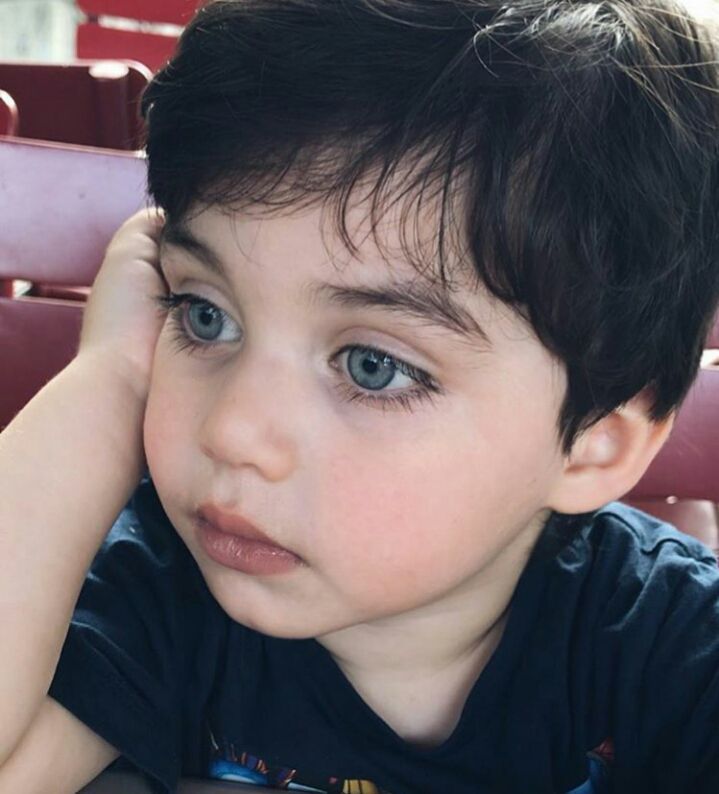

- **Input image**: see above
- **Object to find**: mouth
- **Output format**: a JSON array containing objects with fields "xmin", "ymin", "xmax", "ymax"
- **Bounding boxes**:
[{"xmin": 195, "ymin": 504, "xmax": 303, "ymax": 576}]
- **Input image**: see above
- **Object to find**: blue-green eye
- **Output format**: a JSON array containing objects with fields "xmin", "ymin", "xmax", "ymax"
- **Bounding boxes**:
[
  {"xmin": 331, "ymin": 344, "xmax": 442, "ymax": 412},
  {"xmin": 346, "ymin": 347, "xmax": 403, "ymax": 390},
  {"xmin": 341, "ymin": 345, "xmax": 422, "ymax": 392},
  {"xmin": 187, "ymin": 301, "xmax": 224, "ymax": 340},
  {"xmin": 183, "ymin": 298, "xmax": 241, "ymax": 343},
  {"xmin": 157, "ymin": 292, "xmax": 242, "ymax": 347}
]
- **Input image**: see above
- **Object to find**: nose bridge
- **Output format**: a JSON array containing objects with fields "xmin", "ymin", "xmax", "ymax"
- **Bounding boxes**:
[{"xmin": 199, "ymin": 351, "xmax": 300, "ymax": 481}]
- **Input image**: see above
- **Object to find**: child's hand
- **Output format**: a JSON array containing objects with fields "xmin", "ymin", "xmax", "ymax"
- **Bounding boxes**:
[
  {"xmin": 0, "ymin": 209, "xmax": 169, "ymax": 773},
  {"xmin": 79, "ymin": 209, "xmax": 167, "ymax": 399}
]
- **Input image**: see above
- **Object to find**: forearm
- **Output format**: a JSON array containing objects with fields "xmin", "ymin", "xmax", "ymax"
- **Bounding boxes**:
[{"xmin": 0, "ymin": 354, "xmax": 146, "ymax": 765}]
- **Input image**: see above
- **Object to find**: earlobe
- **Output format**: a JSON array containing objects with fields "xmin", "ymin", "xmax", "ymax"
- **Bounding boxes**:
[{"xmin": 547, "ymin": 396, "xmax": 675, "ymax": 514}]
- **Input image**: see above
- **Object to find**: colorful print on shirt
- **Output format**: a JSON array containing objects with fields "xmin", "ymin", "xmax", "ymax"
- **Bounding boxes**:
[
  {"xmin": 208, "ymin": 733, "xmax": 392, "ymax": 792},
  {"xmin": 207, "ymin": 735, "xmax": 614, "ymax": 793}
]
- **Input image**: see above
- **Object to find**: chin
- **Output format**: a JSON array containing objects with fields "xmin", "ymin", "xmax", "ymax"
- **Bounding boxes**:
[
  {"xmin": 199, "ymin": 572, "xmax": 325, "ymax": 639},
  {"xmin": 222, "ymin": 601, "xmax": 326, "ymax": 640}
]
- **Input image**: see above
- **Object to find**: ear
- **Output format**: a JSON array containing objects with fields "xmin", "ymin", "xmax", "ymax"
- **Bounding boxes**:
[{"xmin": 547, "ymin": 393, "xmax": 675, "ymax": 514}]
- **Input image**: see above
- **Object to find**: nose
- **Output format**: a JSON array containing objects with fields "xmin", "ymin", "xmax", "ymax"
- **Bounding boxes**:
[{"xmin": 198, "ymin": 355, "xmax": 300, "ymax": 482}]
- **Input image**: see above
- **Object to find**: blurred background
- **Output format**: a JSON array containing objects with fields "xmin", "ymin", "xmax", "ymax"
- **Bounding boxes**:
[
  {"xmin": 0, "ymin": 0, "xmax": 717, "ymax": 65},
  {"xmin": 0, "ymin": 0, "xmax": 183, "ymax": 64},
  {"xmin": 0, "ymin": 0, "xmax": 76, "ymax": 62}
]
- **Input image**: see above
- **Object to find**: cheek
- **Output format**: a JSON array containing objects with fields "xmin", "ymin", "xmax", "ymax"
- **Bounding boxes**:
[
  {"xmin": 308, "ymin": 403, "xmax": 562, "ymax": 611},
  {"xmin": 308, "ymin": 440, "xmax": 497, "ymax": 604},
  {"xmin": 310, "ymin": 455, "xmax": 495, "ymax": 618}
]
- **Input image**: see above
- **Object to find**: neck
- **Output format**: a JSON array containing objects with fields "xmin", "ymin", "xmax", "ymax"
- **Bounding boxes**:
[
  {"xmin": 319, "ymin": 583, "xmax": 511, "ymax": 681},
  {"xmin": 315, "ymin": 510, "xmax": 548, "ymax": 744}
]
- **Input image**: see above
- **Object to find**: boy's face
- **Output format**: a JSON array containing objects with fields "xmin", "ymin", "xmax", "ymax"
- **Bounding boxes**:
[{"xmin": 144, "ymin": 200, "xmax": 569, "ymax": 639}]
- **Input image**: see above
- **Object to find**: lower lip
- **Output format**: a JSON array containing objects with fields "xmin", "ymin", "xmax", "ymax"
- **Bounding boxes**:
[{"xmin": 196, "ymin": 519, "xmax": 303, "ymax": 575}]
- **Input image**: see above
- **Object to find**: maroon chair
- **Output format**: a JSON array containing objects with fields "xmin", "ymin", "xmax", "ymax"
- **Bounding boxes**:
[
  {"xmin": 625, "ymin": 334, "xmax": 719, "ymax": 555},
  {"xmin": 708, "ymin": 314, "xmax": 719, "ymax": 348},
  {"xmin": 0, "ymin": 91, "xmax": 16, "ymax": 298},
  {"xmin": 0, "ymin": 90, "xmax": 19, "ymax": 294},
  {"xmin": 78, "ymin": 0, "xmax": 196, "ymax": 26},
  {"xmin": 0, "ymin": 138, "xmax": 148, "ymax": 429},
  {"xmin": 0, "ymin": 89, "xmax": 19, "ymax": 137},
  {"xmin": 0, "ymin": 136, "xmax": 266, "ymax": 794},
  {"xmin": 77, "ymin": 1, "xmax": 198, "ymax": 72},
  {"xmin": 0, "ymin": 59, "xmax": 151, "ymax": 150}
]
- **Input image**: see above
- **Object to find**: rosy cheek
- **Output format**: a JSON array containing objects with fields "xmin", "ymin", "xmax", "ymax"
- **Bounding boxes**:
[{"xmin": 320, "ymin": 462, "xmax": 424, "ymax": 568}]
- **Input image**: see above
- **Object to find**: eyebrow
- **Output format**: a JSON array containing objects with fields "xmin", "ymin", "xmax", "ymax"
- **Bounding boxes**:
[
  {"xmin": 162, "ymin": 221, "xmax": 491, "ymax": 348},
  {"xmin": 162, "ymin": 221, "xmax": 225, "ymax": 274},
  {"xmin": 306, "ymin": 282, "xmax": 491, "ymax": 348}
]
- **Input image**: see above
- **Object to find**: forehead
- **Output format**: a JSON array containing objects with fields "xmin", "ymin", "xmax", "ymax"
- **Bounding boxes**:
[{"xmin": 177, "ymin": 192, "xmax": 468, "ymax": 283}]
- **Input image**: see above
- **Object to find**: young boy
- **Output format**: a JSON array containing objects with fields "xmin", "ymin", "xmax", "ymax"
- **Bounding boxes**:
[{"xmin": 1, "ymin": 0, "xmax": 719, "ymax": 792}]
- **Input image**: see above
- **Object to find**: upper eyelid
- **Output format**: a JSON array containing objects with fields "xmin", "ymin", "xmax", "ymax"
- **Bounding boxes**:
[
  {"xmin": 166, "ymin": 292, "xmax": 239, "ymax": 328},
  {"xmin": 159, "ymin": 257, "xmax": 230, "ymax": 298},
  {"xmin": 160, "ymin": 251, "xmax": 225, "ymax": 284},
  {"xmin": 338, "ymin": 344, "xmax": 425, "ymax": 376},
  {"xmin": 167, "ymin": 290, "xmax": 238, "ymax": 320}
]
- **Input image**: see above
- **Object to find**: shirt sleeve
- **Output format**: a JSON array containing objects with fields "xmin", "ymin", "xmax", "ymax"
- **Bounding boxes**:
[
  {"xmin": 48, "ymin": 480, "xmax": 201, "ymax": 793},
  {"xmin": 591, "ymin": 508, "xmax": 719, "ymax": 792}
]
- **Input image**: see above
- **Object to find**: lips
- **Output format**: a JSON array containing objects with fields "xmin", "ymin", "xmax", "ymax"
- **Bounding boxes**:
[
  {"xmin": 197, "ymin": 503, "xmax": 287, "ymax": 548},
  {"xmin": 195, "ymin": 503, "xmax": 303, "ymax": 575}
]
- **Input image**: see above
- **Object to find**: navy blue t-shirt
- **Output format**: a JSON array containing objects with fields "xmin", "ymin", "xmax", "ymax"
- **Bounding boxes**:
[{"xmin": 49, "ymin": 480, "xmax": 719, "ymax": 793}]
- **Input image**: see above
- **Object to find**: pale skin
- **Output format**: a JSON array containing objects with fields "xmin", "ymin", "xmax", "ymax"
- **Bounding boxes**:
[
  {"xmin": 0, "ymin": 200, "xmax": 672, "ymax": 791},
  {"xmin": 0, "ymin": 211, "xmax": 165, "ymax": 792}
]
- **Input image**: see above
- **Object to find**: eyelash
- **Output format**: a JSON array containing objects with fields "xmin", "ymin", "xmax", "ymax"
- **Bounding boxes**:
[
  {"xmin": 156, "ymin": 292, "xmax": 224, "ymax": 354},
  {"xmin": 155, "ymin": 292, "xmax": 442, "ymax": 412}
]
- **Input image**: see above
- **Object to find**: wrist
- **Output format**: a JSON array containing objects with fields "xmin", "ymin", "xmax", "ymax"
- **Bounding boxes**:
[
  {"xmin": 61, "ymin": 352, "xmax": 150, "ymax": 479},
  {"xmin": 75, "ymin": 343, "xmax": 155, "ymax": 406},
  {"xmin": 1, "ymin": 351, "xmax": 150, "ymax": 534}
]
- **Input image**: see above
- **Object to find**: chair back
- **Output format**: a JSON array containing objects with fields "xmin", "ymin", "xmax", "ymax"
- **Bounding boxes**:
[
  {"xmin": 76, "ymin": 1, "xmax": 198, "ymax": 71},
  {"xmin": 0, "ymin": 59, "xmax": 150, "ymax": 149},
  {"xmin": 0, "ymin": 138, "xmax": 148, "ymax": 429},
  {"xmin": 626, "ymin": 317, "xmax": 719, "ymax": 555},
  {"xmin": 78, "ymin": 0, "xmax": 197, "ymax": 25},
  {"xmin": 0, "ymin": 89, "xmax": 18, "ymax": 137},
  {"xmin": 707, "ymin": 312, "xmax": 719, "ymax": 349},
  {"xmin": 630, "ymin": 366, "xmax": 719, "ymax": 504}
]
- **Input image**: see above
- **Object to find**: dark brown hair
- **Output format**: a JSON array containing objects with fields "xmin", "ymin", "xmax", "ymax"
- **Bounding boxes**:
[{"xmin": 142, "ymin": 0, "xmax": 719, "ymax": 452}]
